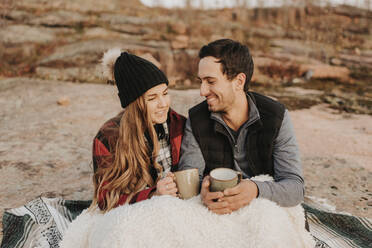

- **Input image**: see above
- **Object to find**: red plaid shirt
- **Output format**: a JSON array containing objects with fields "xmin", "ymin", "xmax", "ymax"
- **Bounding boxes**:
[{"xmin": 92, "ymin": 109, "xmax": 186, "ymax": 209}]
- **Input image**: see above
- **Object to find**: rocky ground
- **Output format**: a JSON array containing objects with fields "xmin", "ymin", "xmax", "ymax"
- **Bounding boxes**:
[{"xmin": 0, "ymin": 78, "xmax": 371, "ymax": 243}]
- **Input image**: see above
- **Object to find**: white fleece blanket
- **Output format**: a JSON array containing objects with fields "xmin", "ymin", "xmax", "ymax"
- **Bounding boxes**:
[{"xmin": 61, "ymin": 176, "xmax": 315, "ymax": 248}]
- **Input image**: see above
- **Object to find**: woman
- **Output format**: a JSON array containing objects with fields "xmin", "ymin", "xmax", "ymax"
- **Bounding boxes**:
[{"xmin": 91, "ymin": 49, "xmax": 186, "ymax": 212}]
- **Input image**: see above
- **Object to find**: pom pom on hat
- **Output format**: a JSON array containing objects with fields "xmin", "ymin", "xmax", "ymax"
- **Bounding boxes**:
[{"xmin": 101, "ymin": 48, "xmax": 122, "ymax": 82}]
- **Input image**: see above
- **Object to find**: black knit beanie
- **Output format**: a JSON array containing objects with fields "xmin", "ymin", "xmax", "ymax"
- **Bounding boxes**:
[{"xmin": 114, "ymin": 52, "xmax": 169, "ymax": 108}]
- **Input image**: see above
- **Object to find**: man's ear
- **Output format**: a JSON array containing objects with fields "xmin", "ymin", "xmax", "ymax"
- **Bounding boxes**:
[{"xmin": 234, "ymin": 73, "xmax": 246, "ymax": 91}]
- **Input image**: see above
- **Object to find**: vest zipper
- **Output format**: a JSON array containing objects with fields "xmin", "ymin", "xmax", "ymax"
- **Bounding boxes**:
[{"xmin": 246, "ymin": 130, "xmax": 258, "ymax": 176}]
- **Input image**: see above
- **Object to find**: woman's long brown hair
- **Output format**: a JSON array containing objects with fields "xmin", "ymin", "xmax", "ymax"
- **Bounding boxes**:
[{"xmin": 90, "ymin": 96, "xmax": 163, "ymax": 212}]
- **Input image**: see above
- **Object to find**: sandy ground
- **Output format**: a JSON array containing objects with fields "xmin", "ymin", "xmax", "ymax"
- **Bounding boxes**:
[{"xmin": 0, "ymin": 78, "xmax": 371, "ymax": 242}]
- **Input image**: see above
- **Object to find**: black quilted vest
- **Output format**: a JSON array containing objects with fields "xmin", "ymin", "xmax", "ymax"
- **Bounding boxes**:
[{"xmin": 189, "ymin": 92, "xmax": 285, "ymax": 177}]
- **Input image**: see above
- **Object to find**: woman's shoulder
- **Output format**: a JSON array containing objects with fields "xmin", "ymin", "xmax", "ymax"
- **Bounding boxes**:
[
  {"xmin": 169, "ymin": 109, "xmax": 186, "ymax": 123},
  {"xmin": 168, "ymin": 109, "xmax": 186, "ymax": 137},
  {"xmin": 94, "ymin": 111, "xmax": 124, "ymax": 149},
  {"xmin": 99, "ymin": 111, "xmax": 124, "ymax": 131}
]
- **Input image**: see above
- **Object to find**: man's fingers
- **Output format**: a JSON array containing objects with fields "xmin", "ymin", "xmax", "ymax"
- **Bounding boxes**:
[
  {"xmin": 221, "ymin": 180, "xmax": 258, "ymax": 211},
  {"xmin": 222, "ymin": 194, "xmax": 242, "ymax": 204},
  {"xmin": 206, "ymin": 200, "xmax": 228, "ymax": 210},
  {"xmin": 223, "ymin": 183, "xmax": 241, "ymax": 196},
  {"xmin": 204, "ymin": 191, "xmax": 223, "ymax": 201},
  {"xmin": 222, "ymin": 195, "xmax": 245, "ymax": 209},
  {"xmin": 202, "ymin": 176, "xmax": 210, "ymax": 188},
  {"xmin": 201, "ymin": 176, "xmax": 223, "ymax": 199}
]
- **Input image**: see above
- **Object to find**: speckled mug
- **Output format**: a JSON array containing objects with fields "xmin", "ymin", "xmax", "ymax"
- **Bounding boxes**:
[
  {"xmin": 174, "ymin": 168, "xmax": 200, "ymax": 199},
  {"xmin": 209, "ymin": 168, "xmax": 242, "ymax": 192}
]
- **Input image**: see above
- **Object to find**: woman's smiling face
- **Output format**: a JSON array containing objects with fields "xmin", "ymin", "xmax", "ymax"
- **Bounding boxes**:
[{"xmin": 144, "ymin": 83, "xmax": 170, "ymax": 124}]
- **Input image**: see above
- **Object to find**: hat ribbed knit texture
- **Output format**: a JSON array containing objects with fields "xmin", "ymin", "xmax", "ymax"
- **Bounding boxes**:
[{"xmin": 114, "ymin": 52, "xmax": 168, "ymax": 108}]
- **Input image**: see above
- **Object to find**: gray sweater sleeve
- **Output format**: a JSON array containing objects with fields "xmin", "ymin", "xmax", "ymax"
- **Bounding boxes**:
[
  {"xmin": 178, "ymin": 118, "xmax": 206, "ymax": 181},
  {"xmin": 252, "ymin": 110, "xmax": 304, "ymax": 207}
]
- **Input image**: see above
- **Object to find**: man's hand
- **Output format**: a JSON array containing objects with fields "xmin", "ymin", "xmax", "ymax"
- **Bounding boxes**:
[
  {"xmin": 222, "ymin": 179, "xmax": 258, "ymax": 212},
  {"xmin": 200, "ymin": 176, "xmax": 231, "ymax": 215}
]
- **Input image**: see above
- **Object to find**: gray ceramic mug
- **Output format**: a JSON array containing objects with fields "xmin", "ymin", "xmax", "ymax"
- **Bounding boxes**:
[{"xmin": 209, "ymin": 168, "xmax": 242, "ymax": 192}]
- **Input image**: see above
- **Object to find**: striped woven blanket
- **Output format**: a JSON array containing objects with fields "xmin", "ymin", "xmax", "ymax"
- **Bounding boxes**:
[{"xmin": 1, "ymin": 197, "xmax": 371, "ymax": 248}]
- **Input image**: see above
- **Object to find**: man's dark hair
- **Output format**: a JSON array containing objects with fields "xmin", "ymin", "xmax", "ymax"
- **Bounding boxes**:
[{"xmin": 198, "ymin": 39, "xmax": 254, "ymax": 92}]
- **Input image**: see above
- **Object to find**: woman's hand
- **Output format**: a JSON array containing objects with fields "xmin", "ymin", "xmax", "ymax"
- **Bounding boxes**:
[{"xmin": 154, "ymin": 172, "xmax": 178, "ymax": 197}]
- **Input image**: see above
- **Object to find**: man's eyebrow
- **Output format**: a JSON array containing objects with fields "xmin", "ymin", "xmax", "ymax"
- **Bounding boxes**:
[{"xmin": 198, "ymin": 76, "xmax": 216, "ymax": 80}]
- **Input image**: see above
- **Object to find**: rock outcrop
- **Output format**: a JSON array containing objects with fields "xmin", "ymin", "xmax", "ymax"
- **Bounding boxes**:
[{"xmin": 0, "ymin": 1, "xmax": 371, "ymax": 114}]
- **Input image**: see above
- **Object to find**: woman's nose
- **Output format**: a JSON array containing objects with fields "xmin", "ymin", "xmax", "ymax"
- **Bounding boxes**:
[{"xmin": 158, "ymin": 96, "xmax": 167, "ymax": 107}]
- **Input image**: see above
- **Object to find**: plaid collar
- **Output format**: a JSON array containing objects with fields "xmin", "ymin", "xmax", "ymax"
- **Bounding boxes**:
[
  {"xmin": 154, "ymin": 122, "xmax": 169, "ymax": 140},
  {"xmin": 147, "ymin": 122, "xmax": 172, "ymax": 178}
]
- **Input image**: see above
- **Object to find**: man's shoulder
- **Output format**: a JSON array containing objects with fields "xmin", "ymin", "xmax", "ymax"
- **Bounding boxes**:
[
  {"xmin": 249, "ymin": 92, "xmax": 284, "ymax": 108},
  {"xmin": 249, "ymin": 92, "xmax": 285, "ymax": 118},
  {"xmin": 189, "ymin": 100, "xmax": 209, "ymax": 118},
  {"xmin": 187, "ymin": 101, "xmax": 212, "ymax": 136}
]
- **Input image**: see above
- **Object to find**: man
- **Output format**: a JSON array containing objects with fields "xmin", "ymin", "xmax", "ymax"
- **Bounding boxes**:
[{"xmin": 178, "ymin": 39, "xmax": 304, "ymax": 215}]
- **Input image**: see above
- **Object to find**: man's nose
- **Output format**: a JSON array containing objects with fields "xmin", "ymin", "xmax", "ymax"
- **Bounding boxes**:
[{"xmin": 200, "ymin": 82, "xmax": 209, "ymax": 97}]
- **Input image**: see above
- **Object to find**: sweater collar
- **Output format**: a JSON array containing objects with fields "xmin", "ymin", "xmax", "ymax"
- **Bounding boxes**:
[{"xmin": 210, "ymin": 93, "xmax": 261, "ymax": 132}]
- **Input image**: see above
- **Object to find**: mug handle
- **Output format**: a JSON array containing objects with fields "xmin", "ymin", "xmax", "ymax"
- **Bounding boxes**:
[{"xmin": 237, "ymin": 171, "xmax": 242, "ymax": 184}]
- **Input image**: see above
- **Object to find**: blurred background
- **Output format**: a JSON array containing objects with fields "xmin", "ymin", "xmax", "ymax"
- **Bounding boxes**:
[{"xmin": 0, "ymin": 0, "xmax": 371, "ymax": 113}]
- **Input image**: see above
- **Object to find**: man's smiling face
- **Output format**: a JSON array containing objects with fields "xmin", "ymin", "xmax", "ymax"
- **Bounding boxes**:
[{"xmin": 198, "ymin": 56, "xmax": 236, "ymax": 113}]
